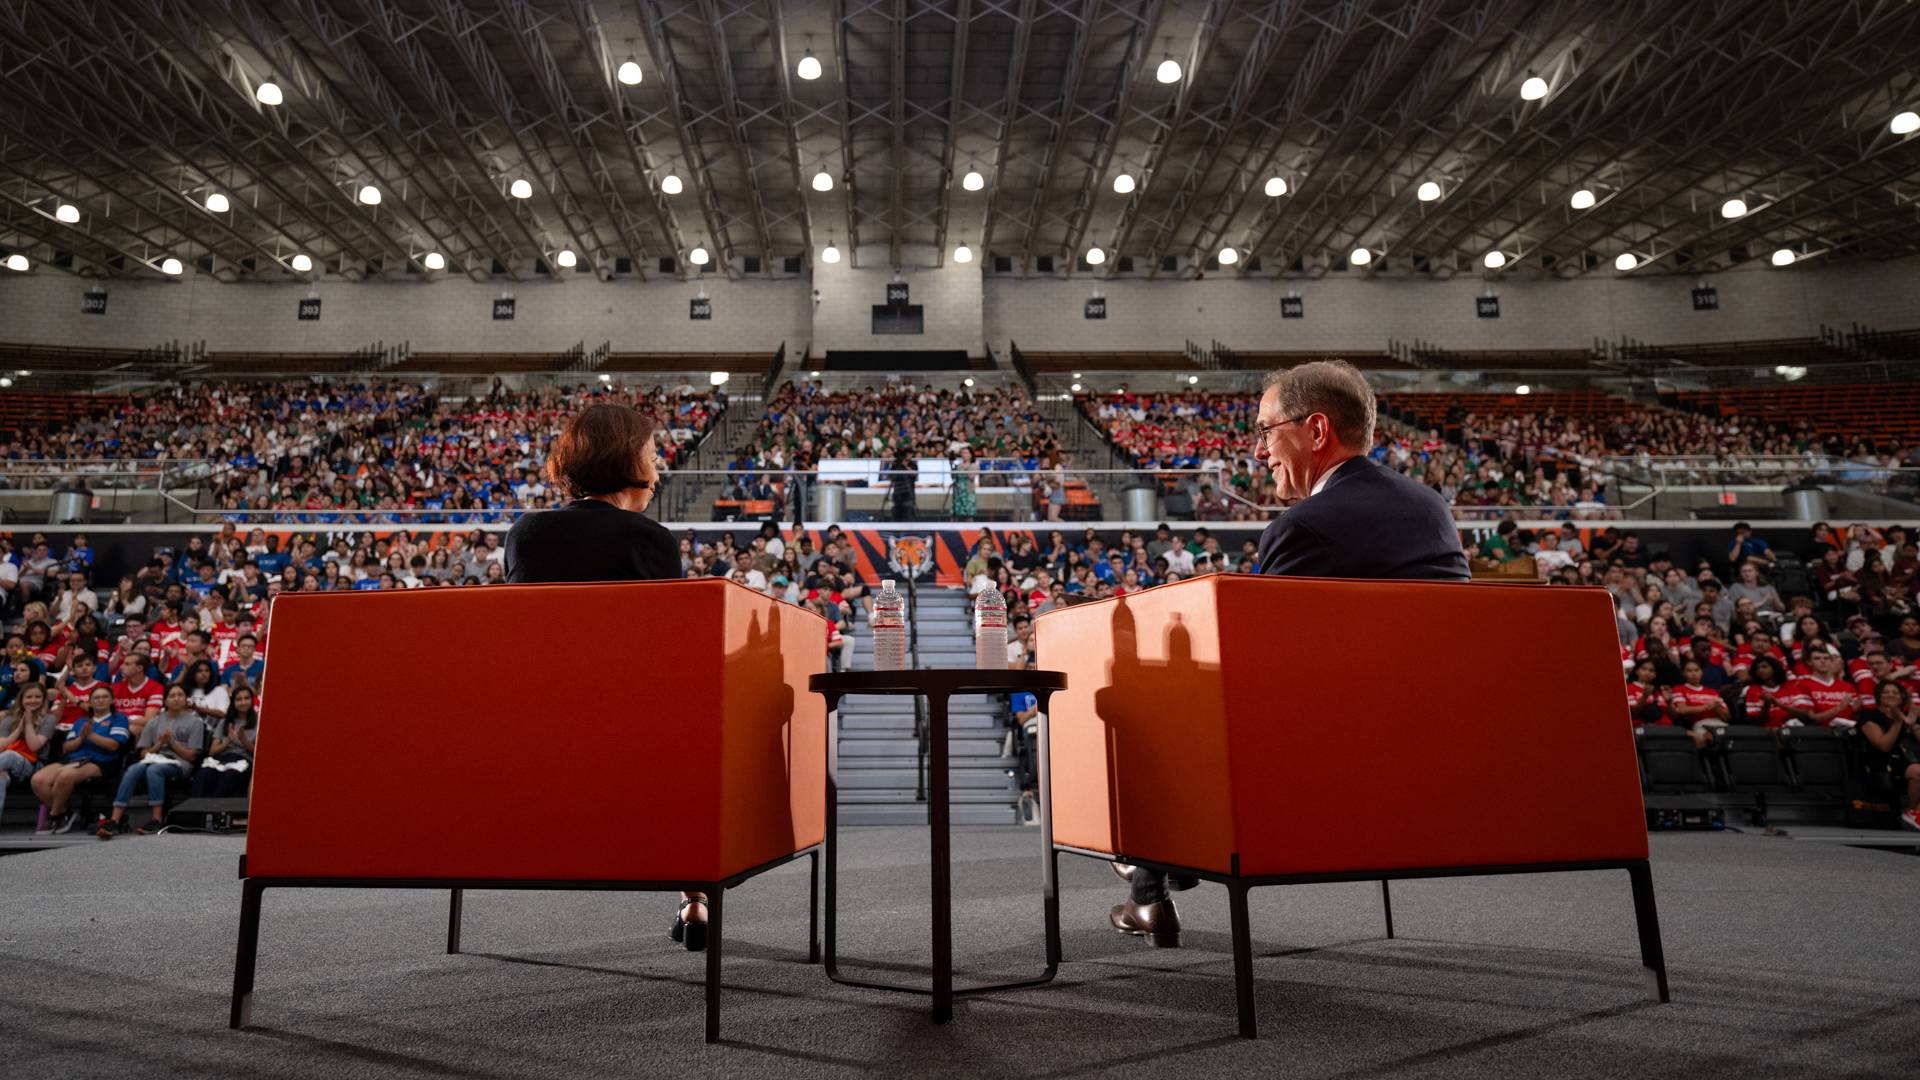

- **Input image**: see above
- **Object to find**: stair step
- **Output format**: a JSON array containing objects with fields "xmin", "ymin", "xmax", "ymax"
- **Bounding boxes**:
[
  {"xmin": 840, "ymin": 717, "xmax": 1001, "ymax": 732},
  {"xmin": 837, "ymin": 804, "xmax": 1017, "ymax": 826},
  {"xmin": 838, "ymin": 783, "xmax": 1013, "ymax": 799},
  {"xmin": 839, "ymin": 755, "xmax": 1013, "ymax": 770},
  {"xmin": 842, "ymin": 738, "xmax": 1003, "ymax": 758}
]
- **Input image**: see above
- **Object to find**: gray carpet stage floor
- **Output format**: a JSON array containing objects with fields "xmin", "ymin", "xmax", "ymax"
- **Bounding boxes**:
[{"xmin": 3, "ymin": 828, "xmax": 1917, "ymax": 1079}]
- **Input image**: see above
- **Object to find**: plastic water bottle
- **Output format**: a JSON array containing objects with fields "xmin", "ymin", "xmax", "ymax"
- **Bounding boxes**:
[
  {"xmin": 973, "ymin": 586, "xmax": 1007, "ymax": 669},
  {"xmin": 872, "ymin": 579, "xmax": 909, "ymax": 671}
]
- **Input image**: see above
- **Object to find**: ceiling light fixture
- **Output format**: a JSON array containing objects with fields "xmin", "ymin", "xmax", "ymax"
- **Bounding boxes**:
[
  {"xmin": 962, "ymin": 169, "xmax": 984, "ymax": 191},
  {"xmin": 1264, "ymin": 176, "xmax": 1287, "ymax": 197},
  {"xmin": 708, "ymin": 371, "xmax": 730, "ymax": 386},
  {"xmin": 55, "ymin": 203, "xmax": 79, "ymax": 223},
  {"xmin": 1155, "ymin": 56, "xmax": 1181, "ymax": 84},
  {"xmin": 953, "ymin": 244, "xmax": 973, "ymax": 263},
  {"xmin": 617, "ymin": 59, "xmax": 643, "ymax": 85},
  {"xmin": 1112, "ymin": 173, "xmax": 1136, "ymax": 194},
  {"xmin": 160, "ymin": 257, "xmax": 183, "ymax": 275},
  {"xmin": 1520, "ymin": 75, "xmax": 1548, "ymax": 100},
  {"xmin": 423, "ymin": 252, "xmax": 445, "ymax": 271},
  {"xmin": 255, "ymin": 81, "xmax": 283, "ymax": 106},
  {"xmin": 1770, "ymin": 247, "xmax": 1794, "ymax": 267},
  {"xmin": 797, "ymin": 50, "xmax": 822, "ymax": 81},
  {"xmin": 289, "ymin": 253, "xmax": 313, "ymax": 272},
  {"xmin": 1720, "ymin": 197, "xmax": 1747, "ymax": 219},
  {"xmin": 1187, "ymin": 375, "xmax": 1199, "ymax": 385},
  {"xmin": 1483, "ymin": 250, "xmax": 1506, "ymax": 269},
  {"xmin": 509, "ymin": 178, "xmax": 533, "ymax": 199},
  {"xmin": 1515, "ymin": 384, "xmax": 1532, "ymax": 396},
  {"xmin": 659, "ymin": 174, "xmax": 683, "ymax": 195},
  {"xmin": 811, "ymin": 169, "xmax": 834, "ymax": 192},
  {"xmin": 1891, "ymin": 110, "xmax": 1919, "ymax": 136},
  {"xmin": 556, "ymin": 249, "xmax": 577, "ymax": 268},
  {"xmin": 3, "ymin": 254, "xmax": 27, "ymax": 272},
  {"xmin": 1570, "ymin": 188, "xmax": 1596, "ymax": 210},
  {"xmin": 1217, "ymin": 246, "xmax": 1238, "ymax": 266},
  {"xmin": 1416, "ymin": 181, "xmax": 1442, "ymax": 202},
  {"xmin": 1614, "ymin": 252, "xmax": 1638, "ymax": 271},
  {"xmin": 204, "ymin": 192, "xmax": 229, "ymax": 213},
  {"xmin": 1070, "ymin": 382, "xmax": 1084, "ymax": 393},
  {"xmin": 689, "ymin": 245, "xmax": 710, "ymax": 266},
  {"xmin": 820, "ymin": 244, "xmax": 841, "ymax": 264},
  {"xmin": 1349, "ymin": 246, "xmax": 1372, "ymax": 266},
  {"xmin": 1085, "ymin": 247, "xmax": 1105, "ymax": 266},
  {"xmin": 357, "ymin": 184, "xmax": 382, "ymax": 206}
]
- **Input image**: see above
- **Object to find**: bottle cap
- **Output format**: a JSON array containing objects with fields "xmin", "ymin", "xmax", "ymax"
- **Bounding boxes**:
[{"xmin": 882, "ymin": 579, "xmax": 895, "ymax": 590}]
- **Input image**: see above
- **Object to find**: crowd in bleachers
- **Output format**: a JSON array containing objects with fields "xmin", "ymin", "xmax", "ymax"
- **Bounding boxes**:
[{"xmin": 0, "ymin": 378, "xmax": 724, "ymax": 523}]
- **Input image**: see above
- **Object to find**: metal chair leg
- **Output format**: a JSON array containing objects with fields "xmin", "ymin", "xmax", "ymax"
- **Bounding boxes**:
[
  {"xmin": 446, "ymin": 889, "xmax": 464, "ymax": 955},
  {"xmin": 1627, "ymin": 861, "xmax": 1670, "ymax": 1003},
  {"xmin": 1228, "ymin": 884, "xmax": 1256, "ymax": 1039},
  {"xmin": 705, "ymin": 887, "xmax": 725, "ymax": 1043},
  {"xmin": 230, "ymin": 880, "xmax": 264, "ymax": 1029}
]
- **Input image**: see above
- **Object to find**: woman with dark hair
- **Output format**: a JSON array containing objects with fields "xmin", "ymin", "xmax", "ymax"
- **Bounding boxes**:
[
  {"xmin": 1857, "ymin": 681, "xmax": 1920, "ymax": 831},
  {"xmin": 1625, "ymin": 660, "xmax": 1668, "ymax": 728},
  {"xmin": 180, "ymin": 658, "xmax": 230, "ymax": 724},
  {"xmin": 1739, "ymin": 655, "xmax": 1794, "ymax": 728},
  {"xmin": 505, "ymin": 403, "xmax": 678, "ymax": 584},
  {"xmin": 501, "ymin": 403, "xmax": 696, "ymax": 946},
  {"xmin": 189, "ymin": 684, "xmax": 259, "ymax": 831}
]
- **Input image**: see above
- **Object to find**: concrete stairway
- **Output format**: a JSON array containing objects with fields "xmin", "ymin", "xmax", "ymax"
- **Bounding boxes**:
[{"xmin": 837, "ymin": 586, "xmax": 1019, "ymax": 825}]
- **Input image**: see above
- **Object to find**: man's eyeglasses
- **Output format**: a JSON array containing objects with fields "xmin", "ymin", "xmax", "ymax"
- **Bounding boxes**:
[{"xmin": 1253, "ymin": 415, "xmax": 1310, "ymax": 442}]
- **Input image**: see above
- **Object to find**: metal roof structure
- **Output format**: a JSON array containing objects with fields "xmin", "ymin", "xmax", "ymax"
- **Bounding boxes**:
[{"xmin": 0, "ymin": 0, "xmax": 1916, "ymax": 283}]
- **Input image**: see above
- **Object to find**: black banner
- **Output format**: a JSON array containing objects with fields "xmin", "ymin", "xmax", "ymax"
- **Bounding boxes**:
[
  {"xmin": 492, "ymin": 298, "xmax": 515, "ymax": 320},
  {"xmin": 690, "ymin": 297, "xmax": 713, "ymax": 320},
  {"xmin": 885, "ymin": 281, "xmax": 909, "ymax": 306},
  {"xmin": 1280, "ymin": 295, "xmax": 1303, "ymax": 319},
  {"xmin": 81, "ymin": 291, "xmax": 108, "ymax": 315},
  {"xmin": 1476, "ymin": 296, "xmax": 1500, "ymax": 319},
  {"xmin": 1691, "ymin": 286, "xmax": 1719, "ymax": 311},
  {"xmin": 297, "ymin": 298, "xmax": 322, "ymax": 321},
  {"xmin": 1083, "ymin": 297, "xmax": 1106, "ymax": 320}
]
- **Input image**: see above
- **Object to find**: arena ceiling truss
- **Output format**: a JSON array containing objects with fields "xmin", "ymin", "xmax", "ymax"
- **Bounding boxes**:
[{"xmin": 0, "ymin": 0, "xmax": 1915, "ymax": 283}]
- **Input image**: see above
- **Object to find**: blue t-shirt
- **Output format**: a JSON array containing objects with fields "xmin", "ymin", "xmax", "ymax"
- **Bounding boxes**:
[
  {"xmin": 66, "ymin": 711, "xmax": 131, "ymax": 765},
  {"xmin": 254, "ymin": 551, "xmax": 291, "ymax": 576},
  {"xmin": 1010, "ymin": 692, "xmax": 1038, "ymax": 719},
  {"xmin": 221, "ymin": 658, "xmax": 266, "ymax": 685}
]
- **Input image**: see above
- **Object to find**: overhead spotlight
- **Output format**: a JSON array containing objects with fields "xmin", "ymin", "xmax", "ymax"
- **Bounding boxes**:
[
  {"xmin": 1483, "ymin": 250, "xmax": 1506, "ymax": 270},
  {"xmin": 1217, "ymin": 246, "xmax": 1238, "ymax": 266},
  {"xmin": 0, "ymin": 378, "xmax": 10, "ymax": 388},
  {"xmin": 509, "ymin": 178, "xmax": 533, "ymax": 199},
  {"xmin": 1073, "ymin": 372, "xmax": 1082, "ymax": 378},
  {"xmin": 3, "ymin": 254, "xmax": 27, "ymax": 272},
  {"xmin": 1085, "ymin": 247, "xmax": 1106, "ymax": 266},
  {"xmin": 599, "ymin": 373, "xmax": 613, "ymax": 383},
  {"xmin": 1416, "ymin": 181, "xmax": 1441, "ymax": 202},
  {"xmin": 963, "ymin": 377, "xmax": 975, "ymax": 387},
  {"xmin": 1515, "ymin": 384, "xmax": 1532, "ymax": 396},
  {"xmin": 1614, "ymin": 252, "xmax": 1638, "ymax": 271},
  {"xmin": 820, "ymin": 244, "xmax": 841, "ymax": 264},
  {"xmin": 289, "ymin": 253, "xmax": 313, "ymax": 272},
  {"xmin": 1569, "ymin": 188, "xmax": 1596, "ymax": 210},
  {"xmin": 556, "ymin": 249, "xmax": 578, "ymax": 268},
  {"xmin": 1720, "ymin": 197, "xmax": 1747, "ymax": 219},
  {"xmin": 1264, "ymin": 176, "xmax": 1287, "ymax": 197},
  {"xmin": 1187, "ymin": 375, "xmax": 1199, "ymax": 385},
  {"xmin": 357, "ymin": 184, "xmax": 382, "ymax": 206},
  {"xmin": 797, "ymin": 51, "xmax": 822, "ymax": 81},
  {"xmin": 204, "ymin": 192, "xmax": 230, "ymax": 213},
  {"xmin": 689, "ymin": 245, "xmax": 710, "ymax": 266},
  {"xmin": 55, "ymin": 203, "xmax": 80, "ymax": 223},
  {"xmin": 1770, "ymin": 247, "xmax": 1795, "ymax": 267},
  {"xmin": 160, "ymin": 257, "xmax": 183, "ymax": 275},
  {"xmin": 16, "ymin": 369, "xmax": 30, "ymax": 376},
  {"xmin": 659, "ymin": 174, "xmax": 683, "ymax": 195},
  {"xmin": 708, "ymin": 370, "xmax": 730, "ymax": 387},
  {"xmin": 1891, "ymin": 111, "xmax": 1919, "ymax": 136},
  {"xmin": 962, "ymin": 169, "xmax": 984, "ymax": 191},
  {"xmin": 809, "ymin": 371, "xmax": 820, "ymax": 377},
  {"xmin": 953, "ymin": 244, "xmax": 973, "ymax": 263},
  {"xmin": 616, "ymin": 59, "xmax": 643, "ymax": 85},
  {"xmin": 1349, "ymin": 246, "xmax": 1372, "ymax": 266},
  {"xmin": 1070, "ymin": 382, "xmax": 1083, "ymax": 392},
  {"xmin": 1112, "ymin": 173, "xmax": 1136, "ymax": 194},
  {"xmin": 1155, "ymin": 57, "xmax": 1181, "ymax": 84},
  {"xmin": 255, "ymin": 81, "xmax": 283, "ymax": 107},
  {"xmin": 423, "ymin": 251, "xmax": 445, "ymax": 271},
  {"xmin": 811, "ymin": 169, "xmax": 834, "ymax": 192},
  {"xmin": 1520, "ymin": 75, "xmax": 1548, "ymax": 101}
]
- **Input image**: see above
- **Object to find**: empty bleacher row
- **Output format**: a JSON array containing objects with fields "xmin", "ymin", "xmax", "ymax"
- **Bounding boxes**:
[
  {"xmin": 1382, "ymin": 390, "xmax": 1645, "ymax": 434},
  {"xmin": 1671, "ymin": 383, "xmax": 1920, "ymax": 447},
  {"xmin": 1617, "ymin": 336, "xmax": 1853, "ymax": 368}
]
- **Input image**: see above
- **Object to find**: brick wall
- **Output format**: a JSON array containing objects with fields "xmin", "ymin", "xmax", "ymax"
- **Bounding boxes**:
[{"xmin": 805, "ymin": 243, "xmax": 984, "ymax": 358}]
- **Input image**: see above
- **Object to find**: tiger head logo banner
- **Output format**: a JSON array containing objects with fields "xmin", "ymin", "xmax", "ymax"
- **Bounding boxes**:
[{"xmin": 887, "ymin": 535, "xmax": 936, "ymax": 582}]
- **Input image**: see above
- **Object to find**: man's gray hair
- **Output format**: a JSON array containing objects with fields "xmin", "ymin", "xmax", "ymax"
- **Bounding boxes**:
[{"xmin": 1262, "ymin": 360, "xmax": 1376, "ymax": 449}]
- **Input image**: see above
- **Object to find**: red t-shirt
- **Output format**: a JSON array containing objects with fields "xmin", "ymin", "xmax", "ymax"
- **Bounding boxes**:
[
  {"xmin": 1667, "ymin": 683, "xmax": 1726, "ymax": 726},
  {"xmin": 1677, "ymin": 637, "xmax": 1727, "ymax": 667},
  {"xmin": 113, "ymin": 678, "xmax": 164, "ymax": 725},
  {"xmin": 1626, "ymin": 682, "xmax": 1669, "ymax": 727},
  {"xmin": 1729, "ymin": 644, "xmax": 1786, "ymax": 675},
  {"xmin": 1784, "ymin": 675, "xmax": 1859, "ymax": 726},
  {"xmin": 59, "ymin": 677, "xmax": 102, "ymax": 727},
  {"xmin": 1740, "ymin": 685, "xmax": 1794, "ymax": 728}
]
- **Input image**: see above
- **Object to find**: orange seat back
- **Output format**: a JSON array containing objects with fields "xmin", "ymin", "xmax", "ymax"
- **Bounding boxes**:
[
  {"xmin": 246, "ymin": 579, "xmax": 826, "ymax": 882},
  {"xmin": 1036, "ymin": 575, "xmax": 1645, "ymax": 876}
]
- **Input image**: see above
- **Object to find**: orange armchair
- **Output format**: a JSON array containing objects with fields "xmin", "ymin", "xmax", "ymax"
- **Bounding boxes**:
[
  {"xmin": 230, "ymin": 578, "xmax": 827, "ymax": 1042},
  {"xmin": 1035, "ymin": 575, "xmax": 1665, "ymax": 1037}
]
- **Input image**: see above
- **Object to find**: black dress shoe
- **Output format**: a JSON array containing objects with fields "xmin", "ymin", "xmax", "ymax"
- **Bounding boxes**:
[
  {"xmin": 1110, "ymin": 899, "xmax": 1181, "ymax": 947},
  {"xmin": 1111, "ymin": 861, "xmax": 1200, "ymax": 893},
  {"xmin": 669, "ymin": 895, "xmax": 709, "ymax": 952}
]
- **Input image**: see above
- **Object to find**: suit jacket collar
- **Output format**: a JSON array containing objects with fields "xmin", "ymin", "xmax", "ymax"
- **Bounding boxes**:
[{"xmin": 1312, "ymin": 454, "xmax": 1371, "ymax": 497}]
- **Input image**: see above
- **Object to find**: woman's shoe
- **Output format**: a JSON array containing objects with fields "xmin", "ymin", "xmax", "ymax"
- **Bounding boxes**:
[{"xmin": 669, "ymin": 895, "xmax": 709, "ymax": 952}]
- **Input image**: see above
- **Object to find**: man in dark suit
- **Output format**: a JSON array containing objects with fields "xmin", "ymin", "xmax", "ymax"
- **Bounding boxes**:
[{"xmin": 1110, "ymin": 360, "xmax": 1469, "ymax": 946}]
